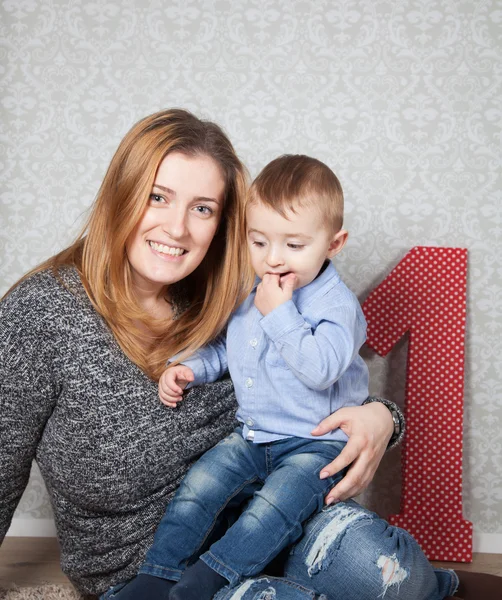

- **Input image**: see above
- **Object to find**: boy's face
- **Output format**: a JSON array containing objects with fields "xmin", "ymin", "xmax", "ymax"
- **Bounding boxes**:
[{"xmin": 246, "ymin": 200, "xmax": 347, "ymax": 290}]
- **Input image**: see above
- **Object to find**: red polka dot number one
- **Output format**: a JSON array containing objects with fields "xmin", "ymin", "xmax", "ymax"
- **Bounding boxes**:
[{"xmin": 362, "ymin": 247, "xmax": 473, "ymax": 562}]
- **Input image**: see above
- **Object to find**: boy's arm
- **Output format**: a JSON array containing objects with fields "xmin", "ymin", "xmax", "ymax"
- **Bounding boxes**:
[
  {"xmin": 259, "ymin": 299, "xmax": 365, "ymax": 391},
  {"xmin": 173, "ymin": 333, "xmax": 228, "ymax": 386}
]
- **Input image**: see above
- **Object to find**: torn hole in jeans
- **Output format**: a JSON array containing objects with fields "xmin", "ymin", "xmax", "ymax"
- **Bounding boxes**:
[{"xmin": 304, "ymin": 504, "xmax": 371, "ymax": 576}]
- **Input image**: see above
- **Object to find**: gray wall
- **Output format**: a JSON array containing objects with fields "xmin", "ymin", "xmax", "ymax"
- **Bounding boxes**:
[{"xmin": 1, "ymin": 0, "xmax": 501, "ymax": 551}]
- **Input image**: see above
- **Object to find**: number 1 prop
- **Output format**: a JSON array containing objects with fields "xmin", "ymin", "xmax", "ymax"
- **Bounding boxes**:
[{"xmin": 362, "ymin": 246, "xmax": 472, "ymax": 562}]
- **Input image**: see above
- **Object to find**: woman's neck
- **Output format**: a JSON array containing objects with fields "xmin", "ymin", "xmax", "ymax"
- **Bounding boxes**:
[{"xmin": 133, "ymin": 283, "xmax": 173, "ymax": 321}]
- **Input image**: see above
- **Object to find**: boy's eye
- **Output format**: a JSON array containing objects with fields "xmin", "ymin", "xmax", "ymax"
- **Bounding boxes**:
[{"xmin": 288, "ymin": 243, "xmax": 304, "ymax": 250}]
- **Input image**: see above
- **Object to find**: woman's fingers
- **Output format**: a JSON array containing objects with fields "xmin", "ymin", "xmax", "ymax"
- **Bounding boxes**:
[
  {"xmin": 322, "ymin": 434, "xmax": 382, "ymax": 503},
  {"xmin": 325, "ymin": 457, "xmax": 372, "ymax": 504},
  {"xmin": 311, "ymin": 411, "xmax": 344, "ymax": 436},
  {"xmin": 319, "ymin": 436, "xmax": 362, "ymax": 480},
  {"xmin": 312, "ymin": 402, "xmax": 395, "ymax": 504},
  {"xmin": 320, "ymin": 438, "xmax": 366, "ymax": 503}
]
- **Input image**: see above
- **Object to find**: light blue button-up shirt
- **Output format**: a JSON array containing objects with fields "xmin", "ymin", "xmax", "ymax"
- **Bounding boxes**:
[{"xmin": 182, "ymin": 261, "xmax": 369, "ymax": 443}]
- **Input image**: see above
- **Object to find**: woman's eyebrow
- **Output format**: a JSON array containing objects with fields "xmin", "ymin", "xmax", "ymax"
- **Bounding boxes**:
[
  {"xmin": 153, "ymin": 183, "xmax": 220, "ymax": 205},
  {"xmin": 153, "ymin": 184, "xmax": 175, "ymax": 195}
]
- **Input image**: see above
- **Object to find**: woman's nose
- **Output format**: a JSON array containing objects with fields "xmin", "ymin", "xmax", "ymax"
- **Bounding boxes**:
[{"xmin": 163, "ymin": 207, "xmax": 188, "ymax": 239}]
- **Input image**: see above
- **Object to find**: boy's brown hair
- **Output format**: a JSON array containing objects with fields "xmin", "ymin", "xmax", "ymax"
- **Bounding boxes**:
[{"xmin": 247, "ymin": 154, "xmax": 344, "ymax": 234}]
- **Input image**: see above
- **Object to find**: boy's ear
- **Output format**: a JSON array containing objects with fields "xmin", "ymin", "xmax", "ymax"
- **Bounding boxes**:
[{"xmin": 326, "ymin": 229, "xmax": 348, "ymax": 259}]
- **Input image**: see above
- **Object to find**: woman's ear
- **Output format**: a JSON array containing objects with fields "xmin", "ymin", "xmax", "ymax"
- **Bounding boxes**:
[{"xmin": 327, "ymin": 229, "xmax": 348, "ymax": 259}]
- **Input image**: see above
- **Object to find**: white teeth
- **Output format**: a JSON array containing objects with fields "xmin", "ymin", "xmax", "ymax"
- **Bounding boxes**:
[{"xmin": 149, "ymin": 241, "xmax": 186, "ymax": 256}]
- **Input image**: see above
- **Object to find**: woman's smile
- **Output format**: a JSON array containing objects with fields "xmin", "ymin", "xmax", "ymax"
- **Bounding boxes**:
[{"xmin": 148, "ymin": 240, "xmax": 188, "ymax": 258}]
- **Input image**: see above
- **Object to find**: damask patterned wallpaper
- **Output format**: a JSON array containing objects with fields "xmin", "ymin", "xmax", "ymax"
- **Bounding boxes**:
[{"xmin": 1, "ymin": 0, "xmax": 500, "ymax": 549}]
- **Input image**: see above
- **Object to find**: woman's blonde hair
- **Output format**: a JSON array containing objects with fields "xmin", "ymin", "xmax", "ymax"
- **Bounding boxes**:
[{"xmin": 6, "ymin": 108, "xmax": 254, "ymax": 380}]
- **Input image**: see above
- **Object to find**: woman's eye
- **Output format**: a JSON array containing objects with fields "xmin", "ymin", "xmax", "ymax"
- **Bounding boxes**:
[
  {"xmin": 149, "ymin": 194, "xmax": 166, "ymax": 204},
  {"xmin": 288, "ymin": 244, "xmax": 304, "ymax": 250},
  {"xmin": 194, "ymin": 205, "xmax": 213, "ymax": 216},
  {"xmin": 252, "ymin": 241, "xmax": 265, "ymax": 247}
]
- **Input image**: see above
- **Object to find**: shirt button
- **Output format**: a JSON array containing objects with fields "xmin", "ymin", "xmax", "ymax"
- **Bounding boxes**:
[
  {"xmin": 245, "ymin": 377, "xmax": 253, "ymax": 388},
  {"xmin": 246, "ymin": 417, "xmax": 254, "ymax": 427},
  {"xmin": 250, "ymin": 338, "xmax": 258, "ymax": 347}
]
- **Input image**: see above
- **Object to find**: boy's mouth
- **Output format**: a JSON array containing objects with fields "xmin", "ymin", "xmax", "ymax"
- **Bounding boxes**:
[{"xmin": 265, "ymin": 271, "xmax": 295, "ymax": 283}]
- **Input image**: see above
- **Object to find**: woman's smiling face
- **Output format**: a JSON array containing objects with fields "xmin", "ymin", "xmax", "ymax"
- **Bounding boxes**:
[{"xmin": 126, "ymin": 151, "xmax": 226, "ymax": 297}]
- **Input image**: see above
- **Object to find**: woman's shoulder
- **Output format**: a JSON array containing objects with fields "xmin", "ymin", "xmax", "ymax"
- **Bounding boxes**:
[{"xmin": 1, "ymin": 266, "xmax": 88, "ymax": 318}]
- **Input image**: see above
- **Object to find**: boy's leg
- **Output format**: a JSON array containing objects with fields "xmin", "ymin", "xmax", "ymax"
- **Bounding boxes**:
[
  {"xmin": 200, "ymin": 439, "xmax": 346, "ymax": 587},
  {"xmin": 139, "ymin": 430, "xmax": 264, "ymax": 583},
  {"xmin": 100, "ymin": 574, "xmax": 175, "ymax": 600}
]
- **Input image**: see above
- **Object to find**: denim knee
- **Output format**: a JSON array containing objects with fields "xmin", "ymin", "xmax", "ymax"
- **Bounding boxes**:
[
  {"xmin": 213, "ymin": 575, "xmax": 327, "ymax": 600},
  {"xmin": 283, "ymin": 500, "xmax": 459, "ymax": 600}
]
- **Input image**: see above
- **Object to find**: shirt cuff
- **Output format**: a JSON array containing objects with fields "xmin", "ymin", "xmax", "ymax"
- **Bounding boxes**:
[{"xmin": 259, "ymin": 300, "xmax": 305, "ymax": 342}]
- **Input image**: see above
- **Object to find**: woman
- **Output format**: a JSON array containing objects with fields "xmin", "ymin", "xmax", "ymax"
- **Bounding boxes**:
[{"xmin": 0, "ymin": 109, "xmax": 457, "ymax": 599}]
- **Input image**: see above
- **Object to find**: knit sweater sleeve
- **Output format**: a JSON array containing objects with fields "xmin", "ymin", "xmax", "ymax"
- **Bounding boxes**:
[{"xmin": 0, "ymin": 274, "xmax": 60, "ymax": 541}]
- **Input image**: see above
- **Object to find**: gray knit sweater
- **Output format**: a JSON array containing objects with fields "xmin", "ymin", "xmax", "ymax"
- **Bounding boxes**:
[{"xmin": 0, "ymin": 268, "xmax": 238, "ymax": 596}]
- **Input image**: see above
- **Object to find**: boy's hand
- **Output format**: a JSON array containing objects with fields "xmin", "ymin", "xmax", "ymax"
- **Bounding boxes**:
[
  {"xmin": 158, "ymin": 365, "xmax": 194, "ymax": 408},
  {"xmin": 254, "ymin": 273, "xmax": 297, "ymax": 315}
]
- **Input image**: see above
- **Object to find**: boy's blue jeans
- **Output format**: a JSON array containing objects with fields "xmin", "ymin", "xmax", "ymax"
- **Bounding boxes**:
[
  {"xmin": 102, "ymin": 502, "xmax": 459, "ymax": 600},
  {"xmin": 101, "ymin": 429, "xmax": 459, "ymax": 599},
  {"xmin": 102, "ymin": 505, "xmax": 459, "ymax": 600},
  {"xmin": 139, "ymin": 428, "xmax": 348, "ymax": 586}
]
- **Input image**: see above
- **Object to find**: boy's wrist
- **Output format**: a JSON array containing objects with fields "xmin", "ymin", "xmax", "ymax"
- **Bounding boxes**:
[{"xmin": 259, "ymin": 299, "xmax": 303, "ymax": 341}]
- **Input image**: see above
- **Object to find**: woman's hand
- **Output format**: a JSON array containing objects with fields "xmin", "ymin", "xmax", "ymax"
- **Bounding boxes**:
[{"xmin": 311, "ymin": 402, "xmax": 394, "ymax": 504}]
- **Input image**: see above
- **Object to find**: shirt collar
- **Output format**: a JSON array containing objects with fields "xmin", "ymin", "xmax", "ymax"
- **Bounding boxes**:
[{"xmin": 292, "ymin": 260, "xmax": 339, "ymax": 310}]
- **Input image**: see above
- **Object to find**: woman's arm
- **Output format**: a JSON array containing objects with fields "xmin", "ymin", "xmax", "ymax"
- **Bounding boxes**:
[
  {"xmin": 311, "ymin": 397, "xmax": 405, "ymax": 504},
  {"xmin": 0, "ymin": 275, "xmax": 58, "ymax": 541}
]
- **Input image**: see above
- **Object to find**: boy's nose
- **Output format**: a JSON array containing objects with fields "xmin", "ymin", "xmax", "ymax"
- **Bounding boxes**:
[{"xmin": 266, "ymin": 251, "xmax": 285, "ymax": 267}]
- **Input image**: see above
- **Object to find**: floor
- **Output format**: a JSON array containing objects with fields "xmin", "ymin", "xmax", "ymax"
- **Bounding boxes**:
[{"xmin": 0, "ymin": 538, "xmax": 501, "ymax": 588}]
